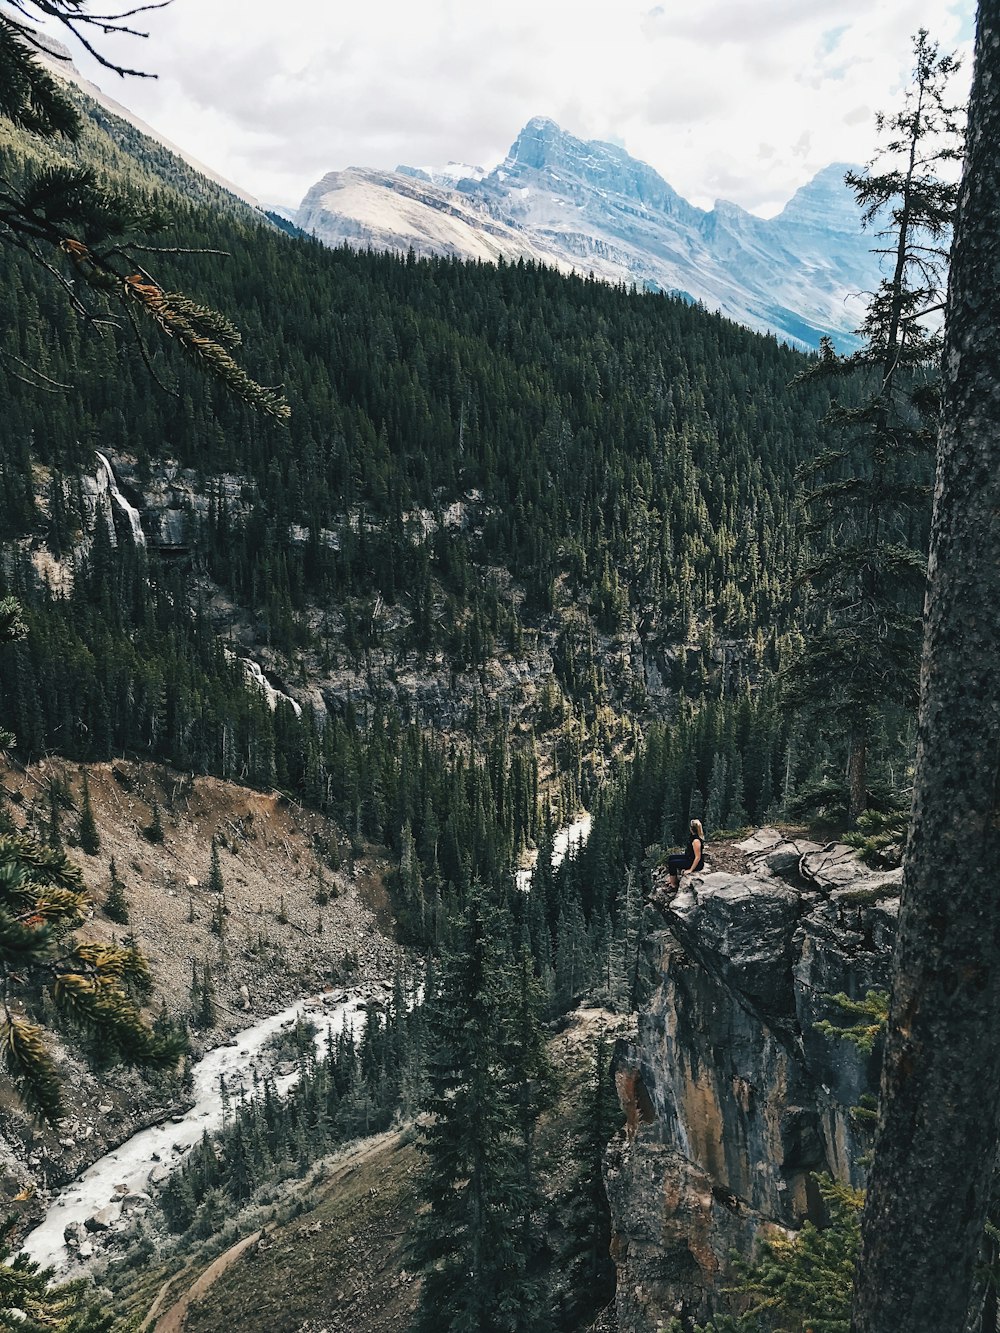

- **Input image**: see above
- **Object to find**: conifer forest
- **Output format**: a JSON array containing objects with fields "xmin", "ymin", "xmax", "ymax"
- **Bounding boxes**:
[{"xmin": 1, "ymin": 4, "xmax": 998, "ymax": 1333}]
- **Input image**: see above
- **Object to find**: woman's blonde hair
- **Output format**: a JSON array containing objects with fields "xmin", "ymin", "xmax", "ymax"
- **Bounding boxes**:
[{"xmin": 690, "ymin": 819, "xmax": 705, "ymax": 839}]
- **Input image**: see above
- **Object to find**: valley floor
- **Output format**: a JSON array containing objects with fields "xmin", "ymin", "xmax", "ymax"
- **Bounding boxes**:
[
  {"xmin": 0, "ymin": 756, "xmax": 403, "ymax": 1230},
  {"xmin": 110, "ymin": 1007, "xmax": 626, "ymax": 1333}
]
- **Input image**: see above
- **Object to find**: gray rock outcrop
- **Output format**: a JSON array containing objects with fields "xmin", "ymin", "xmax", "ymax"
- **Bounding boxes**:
[
  {"xmin": 84, "ymin": 1203, "xmax": 121, "ymax": 1232},
  {"xmin": 607, "ymin": 831, "xmax": 898, "ymax": 1330}
]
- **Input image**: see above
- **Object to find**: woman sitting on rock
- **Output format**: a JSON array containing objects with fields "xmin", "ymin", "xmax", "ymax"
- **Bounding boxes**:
[{"xmin": 666, "ymin": 819, "xmax": 706, "ymax": 890}]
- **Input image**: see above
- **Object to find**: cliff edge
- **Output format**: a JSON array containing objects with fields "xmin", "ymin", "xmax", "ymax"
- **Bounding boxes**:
[{"xmin": 606, "ymin": 829, "xmax": 900, "ymax": 1329}]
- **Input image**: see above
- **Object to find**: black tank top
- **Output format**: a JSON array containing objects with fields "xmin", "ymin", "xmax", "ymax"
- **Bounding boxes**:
[{"xmin": 687, "ymin": 835, "xmax": 705, "ymax": 871}]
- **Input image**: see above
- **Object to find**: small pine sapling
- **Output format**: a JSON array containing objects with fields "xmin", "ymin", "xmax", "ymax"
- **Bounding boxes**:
[
  {"xmin": 207, "ymin": 838, "xmax": 224, "ymax": 896},
  {"xmin": 814, "ymin": 990, "xmax": 890, "ymax": 1055},
  {"xmin": 78, "ymin": 773, "xmax": 100, "ymax": 855},
  {"xmin": 143, "ymin": 801, "xmax": 164, "ymax": 844},
  {"xmin": 104, "ymin": 857, "xmax": 129, "ymax": 925}
]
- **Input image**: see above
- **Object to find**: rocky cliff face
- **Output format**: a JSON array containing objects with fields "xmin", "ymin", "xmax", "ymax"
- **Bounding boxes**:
[
  {"xmin": 606, "ymin": 830, "xmax": 900, "ymax": 1330},
  {"xmin": 29, "ymin": 451, "xmax": 748, "ymax": 768}
]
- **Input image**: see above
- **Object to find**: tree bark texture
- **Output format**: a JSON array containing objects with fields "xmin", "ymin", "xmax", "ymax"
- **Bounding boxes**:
[{"xmin": 852, "ymin": 8, "xmax": 1000, "ymax": 1331}]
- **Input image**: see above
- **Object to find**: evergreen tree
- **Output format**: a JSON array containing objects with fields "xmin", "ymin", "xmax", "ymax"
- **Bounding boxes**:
[
  {"xmin": 0, "ymin": 598, "xmax": 25, "ymax": 749},
  {"xmin": 208, "ymin": 838, "xmax": 227, "ymax": 938},
  {"xmin": 44, "ymin": 775, "xmax": 64, "ymax": 850},
  {"xmin": 560, "ymin": 1029, "xmax": 624, "ymax": 1327},
  {"xmin": 554, "ymin": 890, "xmax": 591, "ymax": 1013},
  {"xmin": 0, "ymin": 2, "xmax": 290, "ymax": 417},
  {"xmin": 788, "ymin": 29, "xmax": 964, "ymax": 820},
  {"xmin": 0, "ymin": 1218, "xmax": 121, "ymax": 1331},
  {"xmin": 674, "ymin": 1176, "xmax": 862, "ymax": 1333},
  {"xmin": 143, "ymin": 800, "xmax": 163, "ymax": 844},
  {"xmin": 208, "ymin": 837, "xmax": 224, "ymax": 896},
  {"xmin": 210, "ymin": 891, "xmax": 226, "ymax": 939},
  {"xmin": 197, "ymin": 962, "xmax": 217, "ymax": 1029},
  {"xmin": 504, "ymin": 946, "xmax": 557, "ymax": 1321},
  {"xmin": 853, "ymin": 8, "xmax": 1000, "ymax": 1329},
  {"xmin": 412, "ymin": 895, "xmax": 549, "ymax": 1333},
  {"xmin": 0, "ymin": 832, "xmax": 180, "ymax": 1120},
  {"xmin": 104, "ymin": 856, "xmax": 129, "ymax": 925},
  {"xmin": 605, "ymin": 869, "xmax": 643, "ymax": 1013},
  {"xmin": 77, "ymin": 772, "xmax": 100, "ymax": 855}
]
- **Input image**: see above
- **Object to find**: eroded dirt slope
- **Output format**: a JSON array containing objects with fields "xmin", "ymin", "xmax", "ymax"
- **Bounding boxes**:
[{"xmin": 1, "ymin": 757, "xmax": 401, "ymax": 1228}]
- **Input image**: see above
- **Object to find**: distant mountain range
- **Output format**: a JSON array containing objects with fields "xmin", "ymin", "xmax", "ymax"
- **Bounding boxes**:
[
  {"xmin": 297, "ymin": 117, "xmax": 880, "ymax": 352},
  {"xmin": 27, "ymin": 46, "xmax": 880, "ymax": 354}
]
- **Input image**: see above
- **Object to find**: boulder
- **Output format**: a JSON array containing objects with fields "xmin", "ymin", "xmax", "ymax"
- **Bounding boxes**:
[
  {"xmin": 800, "ymin": 843, "xmax": 866, "ymax": 891},
  {"xmin": 666, "ymin": 872, "xmax": 803, "ymax": 1021},
  {"xmin": 735, "ymin": 827, "xmax": 784, "ymax": 853},
  {"xmin": 747, "ymin": 839, "xmax": 823, "ymax": 880},
  {"xmin": 84, "ymin": 1204, "xmax": 121, "ymax": 1232}
]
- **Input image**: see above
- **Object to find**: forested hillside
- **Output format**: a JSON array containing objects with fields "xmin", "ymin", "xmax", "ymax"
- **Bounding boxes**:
[
  {"xmin": 1, "ymin": 85, "xmax": 843, "ymax": 747},
  {"xmin": 2, "ymin": 80, "xmax": 924, "ymax": 935},
  {"xmin": 0, "ymin": 47, "xmax": 943, "ymax": 1333}
]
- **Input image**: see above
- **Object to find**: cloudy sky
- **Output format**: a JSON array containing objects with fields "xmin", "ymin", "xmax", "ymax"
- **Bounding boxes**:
[{"xmin": 48, "ymin": 0, "xmax": 974, "ymax": 214}]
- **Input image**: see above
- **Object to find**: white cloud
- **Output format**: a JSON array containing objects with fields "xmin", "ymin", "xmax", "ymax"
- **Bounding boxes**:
[{"xmin": 43, "ymin": 0, "xmax": 974, "ymax": 213}]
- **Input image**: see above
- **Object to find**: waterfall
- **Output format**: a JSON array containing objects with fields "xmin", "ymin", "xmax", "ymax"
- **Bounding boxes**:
[
  {"xmin": 241, "ymin": 657, "xmax": 303, "ymax": 717},
  {"xmin": 515, "ymin": 811, "xmax": 593, "ymax": 891},
  {"xmin": 95, "ymin": 452, "xmax": 146, "ymax": 547}
]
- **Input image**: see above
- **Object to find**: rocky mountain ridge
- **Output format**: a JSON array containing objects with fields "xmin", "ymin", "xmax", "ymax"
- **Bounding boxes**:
[
  {"xmin": 607, "ymin": 829, "xmax": 898, "ymax": 1329},
  {"xmin": 298, "ymin": 117, "xmax": 881, "ymax": 352},
  {"xmin": 28, "ymin": 448, "xmax": 753, "ymax": 789}
]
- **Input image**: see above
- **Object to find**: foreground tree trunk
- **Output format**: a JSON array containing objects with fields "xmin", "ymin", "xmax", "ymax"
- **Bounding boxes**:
[{"xmin": 852, "ymin": 7, "xmax": 1000, "ymax": 1331}]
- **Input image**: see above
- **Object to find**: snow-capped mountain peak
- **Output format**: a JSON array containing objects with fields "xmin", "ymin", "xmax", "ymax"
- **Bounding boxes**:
[
  {"xmin": 296, "ymin": 120, "xmax": 874, "ymax": 352},
  {"xmin": 775, "ymin": 162, "xmax": 861, "ymax": 232}
]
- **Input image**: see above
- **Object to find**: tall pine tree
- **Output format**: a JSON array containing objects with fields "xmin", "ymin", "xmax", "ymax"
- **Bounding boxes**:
[
  {"xmin": 412, "ymin": 894, "xmax": 550, "ymax": 1333},
  {"xmin": 788, "ymin": 29, "xmax": 964, "ymax": 820}
]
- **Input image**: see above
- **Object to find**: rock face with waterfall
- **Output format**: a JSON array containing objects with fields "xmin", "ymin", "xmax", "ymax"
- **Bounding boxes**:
[
  {"xmin": 95, "ymin": 451, "xmax": 147, "ymax": 547},
  {"xmin": 605, "ymin": 831, "xmax": 899, "ymax": 1330}
]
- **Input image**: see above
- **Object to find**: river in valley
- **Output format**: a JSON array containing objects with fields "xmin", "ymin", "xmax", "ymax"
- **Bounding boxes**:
[
  {"xmin": 23, "ymin": 812, "xmax": 594, "ymax": 1275},
  {"xmin": 515, "ymin": 810, "xmax": 593, "ymax": 892},
  {"xmin": 21, "ymin": 989, "xmax": 371, "ymax": 1274}
]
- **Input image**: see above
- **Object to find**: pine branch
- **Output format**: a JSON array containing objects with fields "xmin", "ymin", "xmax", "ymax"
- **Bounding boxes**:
[
  {"xmin": 0, "ymin": 1013, "xmax": 64, "ymax": 1120},
  {"xmin": 0, "ymin": 22, "xmax": 291, "ymax": 418}
]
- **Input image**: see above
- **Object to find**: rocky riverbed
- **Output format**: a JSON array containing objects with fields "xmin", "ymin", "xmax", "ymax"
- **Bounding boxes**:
[
  {"xmin": 0, "ymin": 755, "xmax": 403, "ymax": 1236},
  {"xmin": 21, "ymin": 985, "xmax": 387, "ymax": 1274}
]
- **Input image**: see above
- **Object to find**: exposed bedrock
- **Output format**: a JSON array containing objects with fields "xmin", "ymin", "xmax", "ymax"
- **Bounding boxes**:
[{"xmin": 606, "ymin": 830, "xmax": 900, "ymax": 1330}]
